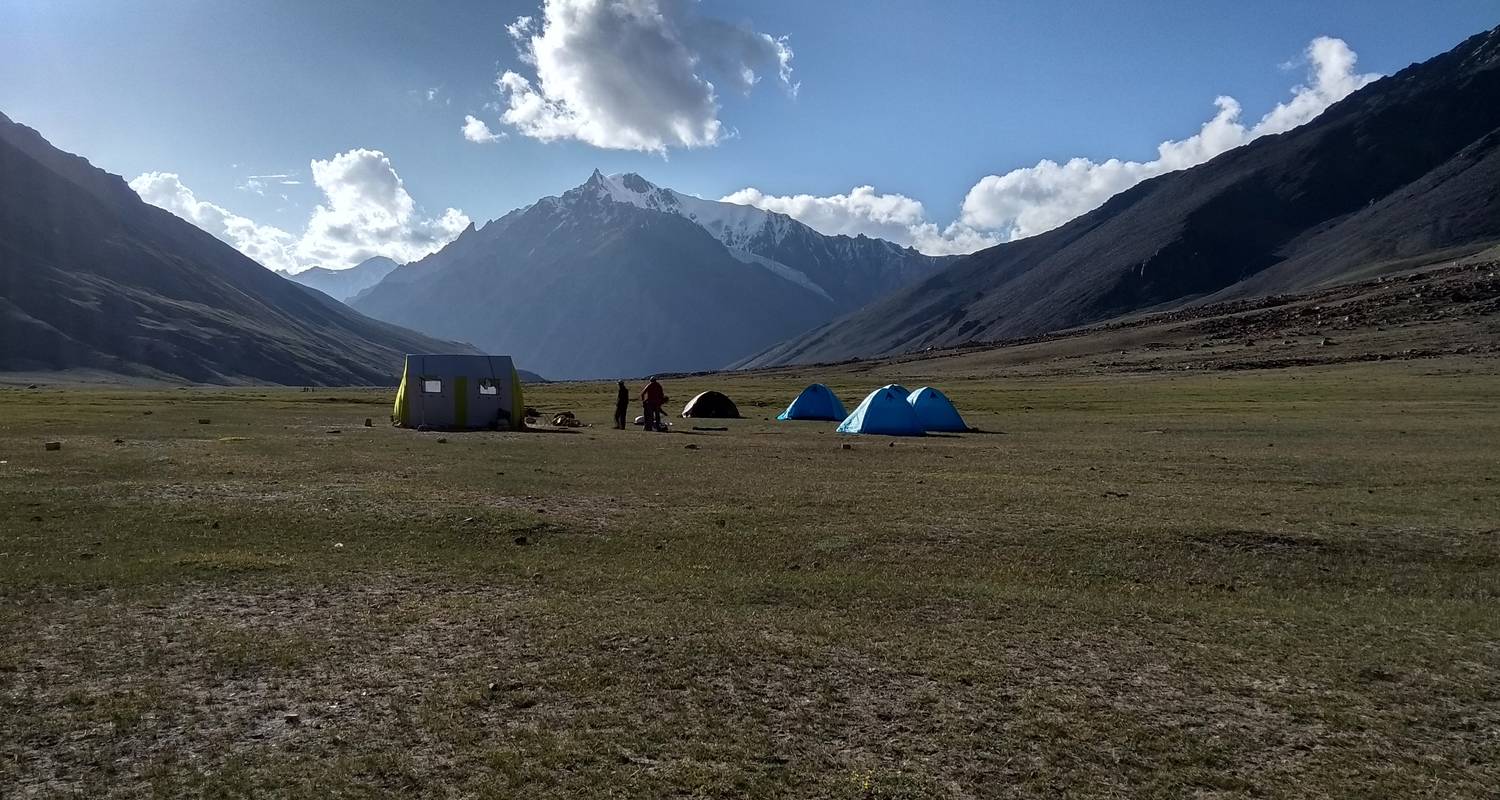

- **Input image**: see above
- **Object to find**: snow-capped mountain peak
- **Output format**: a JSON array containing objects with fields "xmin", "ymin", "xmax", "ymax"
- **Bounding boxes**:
[
  {"xmin": 569, "ymin": 169, "xmax": 794, "ymax": 250},
  {"xmin": 353, "ymin": 169, "xmax": 953, "ymax": 378},
  {"xmin": 541, "ymin": 170, "xmax": 951, "ymax": 312}
]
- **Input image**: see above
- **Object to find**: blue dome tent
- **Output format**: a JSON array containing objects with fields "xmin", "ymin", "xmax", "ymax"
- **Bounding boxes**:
[
  {"xmin": 777, "ymin": 383, "xmax": 848, "ymax": 421},
  {"xmin": 907, "ymin": 386, "xmax": 968, "ymax": 432},
  {"xmin": 837, "ymin": 385, "xmax": 926, "ymax": 436}
]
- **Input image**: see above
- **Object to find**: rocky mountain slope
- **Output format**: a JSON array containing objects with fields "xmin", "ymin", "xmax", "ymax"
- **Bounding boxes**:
[
  {"xmin": 744, "ymin": 25, "xmax": 1500, "ymax": 367},
  {"xmin": 355, "ymin": 171, "xmax": 951, "ymax": 378},
  {"xmin": 0, "ymin": 111, "xmax": 466, "ymax": 385}
]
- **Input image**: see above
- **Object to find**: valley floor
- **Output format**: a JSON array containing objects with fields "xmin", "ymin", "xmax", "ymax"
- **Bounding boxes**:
[{"xmin": 2, "ymin": 356, "xmax": 1498, "ymax": 797}]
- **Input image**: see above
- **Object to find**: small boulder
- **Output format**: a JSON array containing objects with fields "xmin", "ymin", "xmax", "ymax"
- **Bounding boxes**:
[
  {"xmin": 514, "ymin": 535, "xmax": 529, "ymax": 546},
  {"xmin": 436, "ymin": 437, "xmax": 448, "ymax": 444},
  {"xmin": 364, "ymin": 418, "xmax": 373, "ymax": 427},
  {"xmin": 44, "ymin": 441, "xmax": 61, "ymax": 451},
  {"xmin": 197, "ymin": 419, "xmax": 211, "ymax": 425}
]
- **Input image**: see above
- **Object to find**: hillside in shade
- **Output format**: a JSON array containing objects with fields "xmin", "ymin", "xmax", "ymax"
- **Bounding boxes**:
[{"xmin": 0, "ymin": 111, "xmax": 469, "ymax": 385}]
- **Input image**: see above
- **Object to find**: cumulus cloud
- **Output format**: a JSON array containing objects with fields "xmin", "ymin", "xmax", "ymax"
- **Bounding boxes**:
[
  {"xmin": 718, "ymin": 186, "xmax": 999, "ymax": 256},
  {"xmin": 294, "ymin": 149, "xmax": 471, "ymax": 268},
  {"xmin": 461, "ymin": 114, "xmax": 505, "ymax": 143},
  {"xmin": 724, "ymin": 36, "xmax": 1377, "ymax": 255},
  {"xmin": 132, "ymin": 150, "xmax": 470, "ymax": 272},
  {"xmin": 720, "ymin": 186, "xmax": 928, "ymax": 242},
  {"xmin": 958, "ymin": 36, "xmax": 1379, "ymax": 241},
  {"xmin": 130, "ymin": 172, "xmax": 301, "ymax": 271},
  {"xmin": 488, "ymin": 0, "xmax": 795, "ymax": 152}
]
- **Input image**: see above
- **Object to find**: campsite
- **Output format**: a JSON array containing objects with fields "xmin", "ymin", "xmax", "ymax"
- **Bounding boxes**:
[
  {"xmin": 4, "ymin": 4, "xmax": 1500, "ymax": 797},
  {"xmin": 4, "ymin": 333, "xmax": 1498, "ymax": 796}
]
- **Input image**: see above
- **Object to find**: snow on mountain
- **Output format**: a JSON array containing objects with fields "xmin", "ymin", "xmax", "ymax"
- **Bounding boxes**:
[
  {"xmin": 352, "ymin": 169, "xmax": 954, "ymax": 378},
  {"xmin": 568, "ymin": 169, "xmax": 903, "ymax": 300},
  {"xmin": 724, "ymin": 247, "xmax": 834, "ymax": 302},
  {"xmin": 281, "ymin": 256, "xmax": 400, "ymax": 303},
  {"xmin": 585, "ymin": 169, "xmax": 795, "ymax": 249}
]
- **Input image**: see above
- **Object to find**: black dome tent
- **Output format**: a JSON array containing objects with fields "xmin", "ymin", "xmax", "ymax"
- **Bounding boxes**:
[{"xmin": 680, "ymin": 390, "xmax": 741, "ymax": 419}]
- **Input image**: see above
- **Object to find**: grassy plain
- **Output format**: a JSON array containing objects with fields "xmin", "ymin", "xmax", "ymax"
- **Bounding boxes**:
[{"xmin": 2, "ymin": 357, "xmax": 1498, "ymax": 798}]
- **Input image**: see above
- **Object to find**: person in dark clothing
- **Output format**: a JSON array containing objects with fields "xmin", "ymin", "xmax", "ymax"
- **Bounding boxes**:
[
  {"xmin": 641, "ymin": 377, "xmax": 668, "ymax": 431},
  {"xmin": 614, "ymin": 381, "xmax": 630, "ymax": 429}
]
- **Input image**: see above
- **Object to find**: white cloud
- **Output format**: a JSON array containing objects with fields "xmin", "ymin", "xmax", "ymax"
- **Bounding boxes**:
[
  {"xmin": 132, "ymin": 150, "xmax": 470, "ymax": 273},
  {"xmin": 415, "ymin": 87, "xmax": 451, "ymax": 106},
  {"xmin": 719, "ymin": 186, "xmax": 927, "ymax": 241},
  {"xmin": 294, "ymin": 149, "xmax": 471, "ymax": 268},
  {"xmin": 958, "ymin": 36, "xmax": 1379, "ymax": 241},
  {"xmin": 461, "ymin": 114, "xmax": 505, "ymax": 143},
  {"xmin": 506, "ymin": 15, "xmax": 534, "ymax": 43},
  {"xmin": 1256, "ymin": 36, "xmax": 1375, "ymax": 135},
  {"xmin": 718, "ymin": 186, "xmax": 999, "ymax": 256},
  {"xmin": 908, "ymin": 223, "xmax": 1002, "ymax": 257},
  {"xmin": 489, "ymin": 0, "xmax": 795, "ymax": 153},
  {"xmin": 723, "ymin": 36, "xmax": 1377, "ymax": 256},
  {"xmin": 130, "ymin": 172, "xmax": 302, "ymax": 272},
  {"xmin": 236, "ymin": 172, "xmax": 299, "ymax": 195}
]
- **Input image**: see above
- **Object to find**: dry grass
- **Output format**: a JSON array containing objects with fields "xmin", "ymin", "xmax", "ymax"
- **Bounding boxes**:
[{"xmin": 2, "ymin": 357, "xmax": 1498, "ymax": 797}]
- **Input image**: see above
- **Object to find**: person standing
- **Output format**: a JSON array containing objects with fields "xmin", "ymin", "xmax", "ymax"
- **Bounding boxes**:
[
  {"xmin": 641, "ymin": 377, "xmax": 668, "ymax": 431},
  {"xmin": 614, "ymin": 381, "xmax": 630, "ymax": 429}
]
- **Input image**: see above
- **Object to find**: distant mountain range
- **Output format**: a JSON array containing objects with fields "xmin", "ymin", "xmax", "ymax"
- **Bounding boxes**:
[
  {"xmin": 7, "ymin": 25, "xmax": 1497, "ymax": 386},
  {"xmin": 0, "ymin": 111, "xmax": 468, "ymax": 385},
  {"xmin": 744, "ymin": 25, "xmax": 1500, "ymax": 368},
  {"xmin": 280, "ymin": 257, "xmax": 399, "ymax": 303},
  {"xmin": 353, "ymin": 171, "xmax": 952, "ymax": 379}
]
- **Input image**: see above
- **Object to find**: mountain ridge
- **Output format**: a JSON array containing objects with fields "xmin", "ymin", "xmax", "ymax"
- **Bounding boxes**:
[
  {"xmin": 743, "ymin": 25, "xmax": 1500, "ymax": 368},
  {"xmin": 282, "ymin": 257, "xmax": 401, "ymax": 303},
  {"xmin": 354, "ymin": 171, "xmax": 952, "ymax": 378},
  {"xmin": 0, "ymin": 110, "xmax": 475, "ymax": 385}
]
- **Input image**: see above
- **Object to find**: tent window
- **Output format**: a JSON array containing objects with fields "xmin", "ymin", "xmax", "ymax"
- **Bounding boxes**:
[
  {"xmin": 422, "ymin": 378, "xmax": 442, "ymax": 394},
  {"xmin": 478, "ymin": 379, "xmax": 498, "ymax": 396}
]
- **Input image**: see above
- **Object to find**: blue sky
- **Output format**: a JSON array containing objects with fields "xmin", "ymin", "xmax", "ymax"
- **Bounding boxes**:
[{"xmin": 2, "ymin": 0, "xmax": 1495, "ymax": 268}]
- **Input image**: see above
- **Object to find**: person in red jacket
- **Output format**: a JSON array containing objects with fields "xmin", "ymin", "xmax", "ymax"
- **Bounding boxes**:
[{"xmin": 640, "ymin": 377, "xmax": 668, "ymax": 431}]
